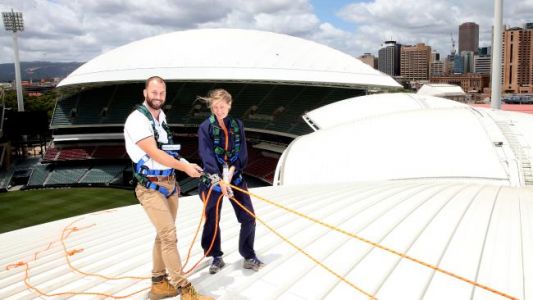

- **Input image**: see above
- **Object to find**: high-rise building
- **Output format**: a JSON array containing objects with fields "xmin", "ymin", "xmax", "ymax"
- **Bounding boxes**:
[
  {"xmin": 358, "ymin": 53, "xmax": 378, "ymax": 69},
  {"xmin": 461, "ymin": 51, "xmax": 475, "ymax": 73},
  {"xmin": 400, "ymin": 43, "xmax": 431, "ymax": 81},
  {"xmin": 453, "ymin": 55, "xmax": 464, "ymax": 74},
  {"xmin": 459, "ymin": 22, "xmax": 479, "ymax": 54},
  {"xmin": 478, "ymin": 46, "xmax": 492, "ymax": 56},
  {"xmin": 431, "ymin": 51, "xmax": 440, "ymax": 62},
  {"xmin": 378, "ymin": 41, "xmax": 401, "ymax": 76},
  {"xmin": 444, "ymin": 54, "xmax": 455, "ymax": 75},
  {"xmin": 502, "ymin": 25, "xmax": 533, "ymax": 93},
  {"xmin": 474, "ymin": 55, "xmax": 491, "ymax": 75},
  {"xmin": 474, "ymin": 47, "xmax": 491, "ymax": 75},
  {"xmin": 430, "ymin": 61, "xmax": 444, "ymax": 77}
]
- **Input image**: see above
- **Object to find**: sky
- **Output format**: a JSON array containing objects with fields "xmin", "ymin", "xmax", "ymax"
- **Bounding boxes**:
[{"xmin": 0, "ymin": 0, "xmax": 531, "ymax": 64}]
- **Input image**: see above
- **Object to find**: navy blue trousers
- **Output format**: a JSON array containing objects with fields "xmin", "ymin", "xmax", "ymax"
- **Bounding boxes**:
[{"xmin": 199, "ymin": 181, "xmax": 256, "ymax": 259}]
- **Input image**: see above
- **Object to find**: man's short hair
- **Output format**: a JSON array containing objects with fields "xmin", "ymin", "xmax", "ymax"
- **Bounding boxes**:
[{"xmin": 145, "ymin": 76, "xmax": 166, "ymax": 88}]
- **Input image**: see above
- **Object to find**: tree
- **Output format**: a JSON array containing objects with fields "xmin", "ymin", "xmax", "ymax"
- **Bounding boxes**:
[{"xmin": 2, "ymin": 89, "xmax": 57, "ymax": 120}]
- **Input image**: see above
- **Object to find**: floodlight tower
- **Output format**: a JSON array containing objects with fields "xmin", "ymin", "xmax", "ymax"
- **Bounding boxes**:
[
  {"xmin": 2, "ymin": 9, "xmax": 25, "ymax": 112},
  {"xmin": 491, "ymin": 0, "xmax": 503, "ymax": 110}
]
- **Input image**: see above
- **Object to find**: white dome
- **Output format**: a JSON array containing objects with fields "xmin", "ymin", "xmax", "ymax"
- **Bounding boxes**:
[
  {"xmin": 303, "ymin": 93, "xmax": 468, "ymax": 130},
  {"xmin": 57, "ymin": 28, "xmax": 401, "ymax": 89},
  {"xmin": 276, "ymin": 94, "xmax": 533, "ymax": 187}
]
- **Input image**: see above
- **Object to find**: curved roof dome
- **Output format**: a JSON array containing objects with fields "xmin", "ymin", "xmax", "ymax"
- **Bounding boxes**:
[
  {"xmin": 58, "ymin": 28, "xmax": 401, "ymax": 89},
  {"xmin": 276, "ymin": 93, "xmax": 533, "ymax": 186},
  {"xmin": 304, "ymin": 93, "xmax": 468, "ymax": 130}
]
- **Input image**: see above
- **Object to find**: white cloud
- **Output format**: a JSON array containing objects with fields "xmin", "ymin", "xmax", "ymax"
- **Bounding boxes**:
[
  {"xmin": 0, "ymin": 0, "xmax": 530, "ymax": 65},
  {"xmin": 337, "ymin": 0, "xmax": 531, "ymax": 56},
  {"xmin": 0, "ymin": 0, "xmax": 325, "ymax": 63}
]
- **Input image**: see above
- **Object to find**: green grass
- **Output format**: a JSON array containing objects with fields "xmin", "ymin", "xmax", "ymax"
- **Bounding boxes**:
[{"xmin": 0, "ymin": 187, "xmax": 137, "ymax": 233}]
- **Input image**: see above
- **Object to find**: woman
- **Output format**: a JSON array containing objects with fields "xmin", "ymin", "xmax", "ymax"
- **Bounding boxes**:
[{"xmin": 197, "ymin": 89, "xmax": 264, "ymax": 274}]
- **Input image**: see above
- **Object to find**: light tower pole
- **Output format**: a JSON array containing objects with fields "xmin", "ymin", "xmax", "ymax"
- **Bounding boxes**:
[
  {"xmin": 2, "ymin": 9, "xmax": 25, "ymax": 112},
  {"xmin": 491, "ymin": 0, "xmax": 503, "ymax": 110}
]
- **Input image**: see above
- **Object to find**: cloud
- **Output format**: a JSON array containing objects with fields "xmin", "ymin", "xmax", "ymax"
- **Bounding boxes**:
[
  {"xmin": 0, "ymin": 0, "xmax": 328, "ymax": 63},
  {"xmin": 0, "ymin": 0, "xmax": 530, "ymax": 66},
  {"xmin": 337, "ymin": 0, "xmax": 530, "ymax": 56}
]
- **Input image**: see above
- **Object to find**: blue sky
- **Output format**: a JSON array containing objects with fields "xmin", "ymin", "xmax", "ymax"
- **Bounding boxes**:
[
  {"xmin": 310, "ymin": 0, "xmax": 358, "ymax": 31},
  {"xmin": 0, "ymin": 0, "xmax": 531, "ymax": 63}
]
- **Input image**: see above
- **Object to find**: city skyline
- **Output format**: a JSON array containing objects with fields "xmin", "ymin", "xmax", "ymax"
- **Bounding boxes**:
[{"xmin": 0, "ymin": 0, "xmax": 531, "ymax": 64}]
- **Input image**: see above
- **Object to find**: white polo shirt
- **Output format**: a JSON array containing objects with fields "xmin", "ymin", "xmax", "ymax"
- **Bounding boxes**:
[{"xmin": 124, "ymin": 102, "xmax": 172, "ymax": 171}]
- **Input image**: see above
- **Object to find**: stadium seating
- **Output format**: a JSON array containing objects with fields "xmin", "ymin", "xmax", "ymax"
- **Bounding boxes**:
[
  {"xmin": 76, "ymin": 86, "xmax": 115, "ymax": 124},
  {"xmin": 92, "ymin": 145, "xmax": 127, "ymax": 160},
  {"xmin": 46, "ymin": 166, "xmax": 88, "ymax": 185},
  {"xmin": 57, "ymin": 147, "xmax": 94, "ymax": 160},
  {"xmin": 50, "ymin": 82, "xmax": 364, "ymax": 137},
  {"xmin": 244, "ymin": 155, "xmax": 278, "ymax": 183},
  {"xmin": 44, "ymin": 145, "xmax": 126, "ymax": 162},
  {"xmin": 79, "ymin": 165, "xmax": 126, "ymax": 184},
  {"xmin": 178, "ymin": 177, "xmax": 200, "ymax": 195},
  {"xmin": 26, "ymin": 164, "xmax": 52, "ymax": 187},
  {"xmin": 0, "ymin": 168, "xmax": 14, "ymax": 191},
  {"xmin": 51, "ymin": 95, "xmax": 78, "ymax": 126},
  {"xmin": 43, "ymin": 147, "xmax": 60, "ymax": 161},
  {"xmin": 177, "ymin": 140, "xmax": 198, "ymax": 160}
]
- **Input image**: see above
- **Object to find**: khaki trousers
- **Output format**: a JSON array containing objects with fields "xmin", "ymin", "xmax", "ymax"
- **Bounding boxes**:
[{"xmin": 135, "ymin": 179, "xmax": 187, "ymax": 287}]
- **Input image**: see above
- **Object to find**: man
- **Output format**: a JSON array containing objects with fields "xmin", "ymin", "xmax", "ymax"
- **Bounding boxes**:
[{"xmin": 124, "ymin": 76, "xmax": 213, "ymax": 300}]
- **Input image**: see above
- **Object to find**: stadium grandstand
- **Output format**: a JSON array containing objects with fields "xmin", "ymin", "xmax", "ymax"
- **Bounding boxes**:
[{"xmin": 1, "ymin": 28, "xmax": 399, "ymax": 193}]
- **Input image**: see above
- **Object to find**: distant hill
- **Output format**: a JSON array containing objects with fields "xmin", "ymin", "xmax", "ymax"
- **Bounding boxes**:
[{"xmin": 0, "ymin": 61, "xmax": 83, "ymax": 82}]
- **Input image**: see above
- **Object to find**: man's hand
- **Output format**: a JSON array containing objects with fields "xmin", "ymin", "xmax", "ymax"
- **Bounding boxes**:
[{"xmin": 184, "ymin": 163, "xmax": 203, "ymax": 178}]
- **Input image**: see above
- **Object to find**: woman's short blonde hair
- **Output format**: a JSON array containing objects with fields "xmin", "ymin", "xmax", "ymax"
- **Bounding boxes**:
[{"xmin": 197, "ymin": 89, "xmax": 232, "ymax": 110}]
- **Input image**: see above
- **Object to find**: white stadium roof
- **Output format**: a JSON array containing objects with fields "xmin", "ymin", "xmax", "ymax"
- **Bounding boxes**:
[
  {"xmin": 1, "ymin": 182, "xmax": 532, "ymax": 299},
  {"xmin": 417, "ymin": 84, "xmax": 466, "ymax": 97},
  {"xmin": 2, "ymin": 94, "xmax": 533, "ymax": 299},
  {"xmin": 279, "ymin": 94, "xmax": 533, "ymax": 187},
  {"xmin": 302, "ymin": 93, "xmax": 468, "ymax": 130},
  {"xmin": 57, "ymin": 28, "xmax": 401, "ymax": 89}
]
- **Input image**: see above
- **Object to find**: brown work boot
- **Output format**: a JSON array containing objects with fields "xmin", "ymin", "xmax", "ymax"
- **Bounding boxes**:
[
  {"xmin": 149, "ymin": 278, "xmax": 179, "ymax": 300},
  {"xmin": 179, "ymin": 282, "xmax": 214, "ymax": 300}
]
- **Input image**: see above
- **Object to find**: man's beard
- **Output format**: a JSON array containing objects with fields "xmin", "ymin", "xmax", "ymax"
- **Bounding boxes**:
[{"xmin": 146, "ymin": 97, "xmax": 164, "ymax": 110}]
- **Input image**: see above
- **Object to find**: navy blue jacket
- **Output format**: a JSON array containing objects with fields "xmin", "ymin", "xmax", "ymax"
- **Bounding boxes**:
[{"xmin": 198, "ymin": 115, "xmax": 248, "ymax": 176}]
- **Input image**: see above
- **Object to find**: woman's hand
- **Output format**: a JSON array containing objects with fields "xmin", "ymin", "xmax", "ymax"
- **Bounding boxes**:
[{"xmin": 219, "ymin": 180, "xmax": 230, "ymax": 196}]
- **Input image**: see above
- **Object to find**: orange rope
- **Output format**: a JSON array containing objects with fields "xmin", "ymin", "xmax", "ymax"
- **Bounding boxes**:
[
  {"xmin": 18, "ymin": 260, "xmax": 149, "ymax": 299},
  {"xmin": 6, "ymin": 220, "xmax": 151, "ymax": 299},
  {"xmin": 5, "ymin": 192, "xmax": 216, "ymax": 299},
  {"xmin": 227, "ymin": 193, "xmax": 376, "ymax": 299},
  {"xmin": 181, "ymin": 184, "xmax": 214, "ymax": 272},
  {"xmin": 6, "ymin": 180, "xmax": 517, "ymax": 299},
  {"xmin": 229, "ymin": 183, "xmax": 518, "ymax": 300},
  {"xmin": 34, "ymin": 241, "xmax": 54, "ymax": 261},
  {"xmin": 182, "ymin": 187, "xmax": 224, "ymax": 274},
  {"xmin": 60, "ymin": 219, "xmax": 150, "ymax": 281}
]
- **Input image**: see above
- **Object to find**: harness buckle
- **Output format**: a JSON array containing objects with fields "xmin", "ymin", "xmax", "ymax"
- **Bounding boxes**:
[{"xmin": 206, "ymin": 173, "xmax": 221, "ymax": 184}]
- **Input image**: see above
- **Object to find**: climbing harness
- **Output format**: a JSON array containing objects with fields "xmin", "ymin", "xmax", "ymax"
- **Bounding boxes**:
[
  {"xmin": 209, "ymin": 114, "xmax": 241, "ymax": 165},
  {"xmin": 133, "ymin": 105, "xmax": 180, "ymax": 197}
]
